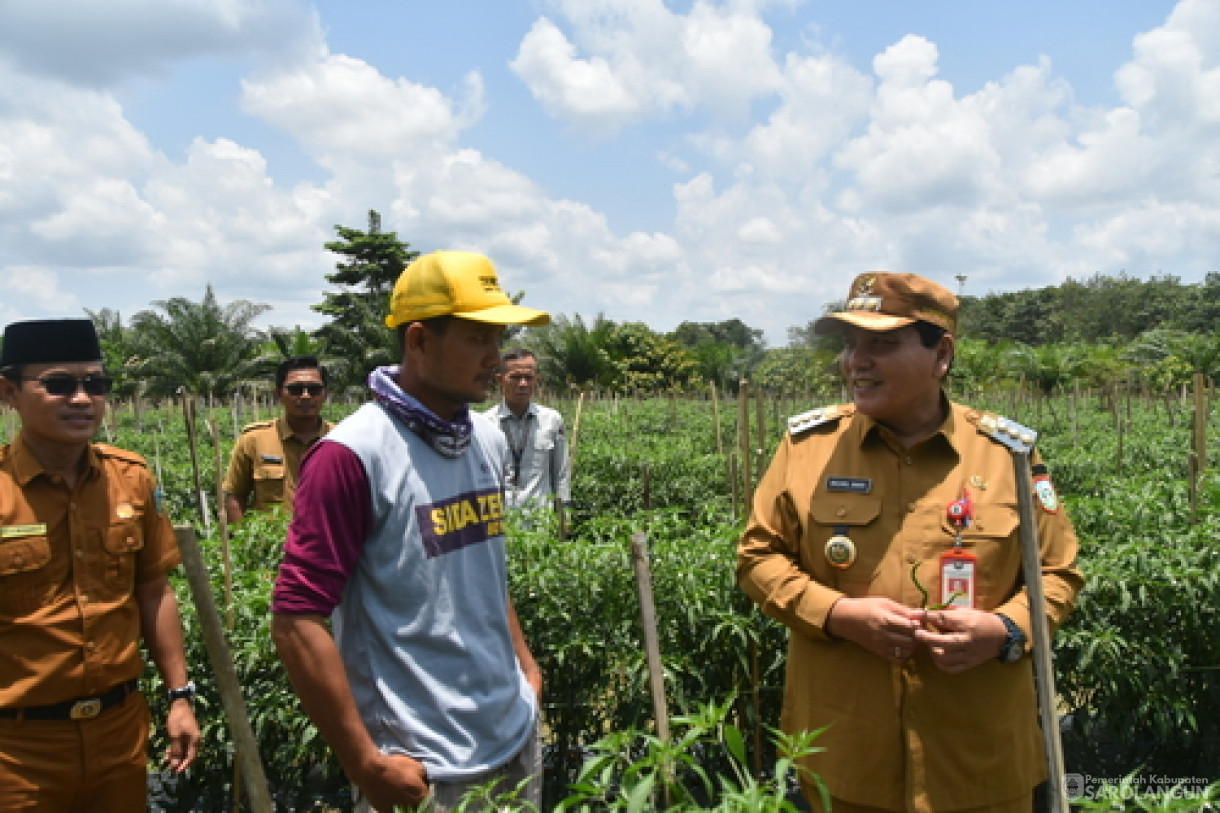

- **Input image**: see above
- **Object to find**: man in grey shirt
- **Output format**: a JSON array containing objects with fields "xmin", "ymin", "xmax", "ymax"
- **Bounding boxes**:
[{"xmin": 483, "ymin": 349, "xmax": 571, "ymax": 511}]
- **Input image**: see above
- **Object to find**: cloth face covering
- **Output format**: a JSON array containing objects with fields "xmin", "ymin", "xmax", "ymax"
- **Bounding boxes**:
[{"xmin": 368, "ymin": 366, "xmax": 472, "ymax": 459}]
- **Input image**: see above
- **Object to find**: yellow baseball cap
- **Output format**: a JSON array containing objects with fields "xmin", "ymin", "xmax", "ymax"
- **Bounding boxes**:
[
  {"xmin": 384, "ymin": 251, "xmax": 551, "ymax": 329},
  {"xmin": 814, "ymin": 273, "xmax": 958, "ymax": 335}
]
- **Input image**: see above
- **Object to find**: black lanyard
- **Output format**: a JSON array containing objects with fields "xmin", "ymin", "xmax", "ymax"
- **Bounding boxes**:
[{"xmin": 504, "ymin": 413, "xmax": 533, "ymax": 479}]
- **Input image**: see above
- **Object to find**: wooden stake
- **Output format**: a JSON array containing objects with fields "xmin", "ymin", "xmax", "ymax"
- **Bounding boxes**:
[
  {"xmin": 629, "ymin": 530, "xmax": 671, "ymax": 807},
  {"xmin": 208, "ymin": 419, "xmax": 234, "ymax": 628},
  {"xmin": 180, "ymin": 393, "xmax": 213, "ymax": 537},
  {"xmin": 569, "ymin": 390, "xmax": 587, "ymax": 470},
  {"xmin": 729, "ymin": 453, "xmax": 740, "ymax": 521},
  {"xmin": 172, "ymin": 526, "xmax": 273, "ymax": 813},
  {"xmin": 754, "ymin": 384, "xmax": 766, "ymax": 480},
  {"xmin": 710, "ymin": 381, "xmax": 724, "ymax": 456},
  {"xmin": 738, "ymin": 380, "xmax": 752, "ymax": 508}
]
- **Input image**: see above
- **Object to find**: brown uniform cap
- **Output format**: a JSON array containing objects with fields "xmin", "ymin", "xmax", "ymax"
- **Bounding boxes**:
[{"xmin": 813, "ymin": 273, "xmax": 958, "ymax": 335}]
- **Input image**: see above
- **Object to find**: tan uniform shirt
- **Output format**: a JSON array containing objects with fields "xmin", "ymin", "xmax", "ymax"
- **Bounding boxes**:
[
  {"xmin": 738, "ymin": 400, "xmax": 1084, "ymax": 811},
  {"xmin": 0, "ymin": 435, "xmax": 181, "ymax": 708},
  {"xmin": 222, "ymin": 417, "xmax": 333, "ymax": 514}
]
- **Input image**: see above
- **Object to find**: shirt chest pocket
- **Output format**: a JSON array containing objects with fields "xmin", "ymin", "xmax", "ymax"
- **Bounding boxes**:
[
  {"xmin": 530, "ymin": 438, "xmax": 555, "ymax": 462},
  {"xmin": 0, "ymin": 535, "xmax": 53, "ymax": 616},
  {"xmin": 808, "ymin": 495, "xmax": 882, "ymax": 586},
  {"xmin": 102, "ymin": 521, "xmax": 145, "ymax": 593},
  {"xmin": 253, "ymin": 463, "xmax": 286, "ymax": 505}
]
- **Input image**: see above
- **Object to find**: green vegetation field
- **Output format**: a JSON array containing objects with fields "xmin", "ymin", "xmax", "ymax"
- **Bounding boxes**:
[{"xmin": 5, "ymin": 378, "xmax": 1216, "ymax": 811}]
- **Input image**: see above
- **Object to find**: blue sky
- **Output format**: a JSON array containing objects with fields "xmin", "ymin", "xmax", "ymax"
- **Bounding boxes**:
[{"xmin": 0, "ymin": 0, "xmax": 1211, "ymax": 346}]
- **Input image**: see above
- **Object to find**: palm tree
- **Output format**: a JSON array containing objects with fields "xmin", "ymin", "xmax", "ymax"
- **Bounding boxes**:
[
  {"xmin": 127, "ymin": 285, "xmax": 270, "ymax": 398},
  {"xmin": 524, "ymin": 314, "xmax": 617, "ymax": 391},
  {"xmin": 1004, "ymin": 342, "xmax": 1089, "ymax": 423},
  {"xmin": 85, "ymin": 308, "xmax": 143, "ymax": 398}
]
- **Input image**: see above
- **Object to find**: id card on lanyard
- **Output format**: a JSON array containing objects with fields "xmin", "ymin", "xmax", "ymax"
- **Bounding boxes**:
[
  {"xmin": 939, "ymin": 548, "xmax": 976, "ymax": 608},
  {"xmin": 942, "ymin": 489, "xmax": 977, "ymax": 608}
]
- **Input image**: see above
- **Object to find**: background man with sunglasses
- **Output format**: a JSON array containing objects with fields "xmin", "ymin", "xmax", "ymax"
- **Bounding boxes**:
[
  {"xmin": 0, "ymin": 318, "xmax": 200, "ymax": 810},
  {"xmin": 223, "ymin": 354, "xmax": 334, "ymax": 523}
]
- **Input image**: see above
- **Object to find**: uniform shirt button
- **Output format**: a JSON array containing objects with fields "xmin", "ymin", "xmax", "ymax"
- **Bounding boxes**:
[
  {"xmin": 906, "ymin": 502, "xmax": 917, "ymax": 513},
  {"xmin": 903, "ymin": 456, "xmax": 914, "ymax": 466},
  {"xmin": 75, "ymin": 548, "xmax": 84, "ymax": 557},
  {"xmin": 835, "ymin": 507, "xmax": 847, "ymax": 518}
]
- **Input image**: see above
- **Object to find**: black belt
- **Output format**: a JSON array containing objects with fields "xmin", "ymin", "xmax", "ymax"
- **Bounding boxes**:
[{"xmin": 0, "ymin": 679, "xmax": 139, "ymax": 721}]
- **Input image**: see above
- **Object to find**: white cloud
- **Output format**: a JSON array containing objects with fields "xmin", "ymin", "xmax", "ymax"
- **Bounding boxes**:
[
  {"xmin": 511, "ymin": 0, "xmax": 784, "ymax": 135},
  {"xmin": 1, "ymin": 0, "xmax": 1219, "ymax": 349},
  {"xmin": 0, "ymin": 0, "xmax": 321, "ymax": 87},
  {"xmin": 834, "ymin": 36, "xmax": 1002, "ymax": 214},
  {"xmin": 241, "ymin": 54, "xmax": 479, "ymax": 166}
]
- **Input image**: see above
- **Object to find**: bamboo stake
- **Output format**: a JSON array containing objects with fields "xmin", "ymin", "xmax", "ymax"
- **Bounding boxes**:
[
  {"xmin": 569, "ymin": 390, "xmax": 587, "ymax": 469},
  {"xmin": 208, "ymin": 419, "xmax": 234, "ymax": 628},
  {"xmin": 1012, "ymin": 453, "xmax": 1069, "ymax": 812},
  {"xmin": 1190, "ymin": 372, "xmax": 1208, "ymax": 526},
  {"xmin": 729, "ymin": 453, "xmax": 740, "ymax": 521},
  {"xmin": 754, "ymin": 384, "xmax": 766, "ymax": 479},
  {"xmin": 710, "ymin": 381, "xmax": 724, "ymax": 456},
  {"xmin": 738, "ymin": 380, "xmax": 753, "ymax": 508},
  {"xmin": 1193, "ymin": 372, "xmax": 1208, "ymax": 475},
  {"xmin": 172, "ymin": 526, "xmax": 273, "ymax": 813},
  {"xmin": 629, "ymin": 530, "xmax": 671, "ymax": 807},
  {"xmin": 180, "ymin": 392, "xmax": 212, "ymax": 537}
]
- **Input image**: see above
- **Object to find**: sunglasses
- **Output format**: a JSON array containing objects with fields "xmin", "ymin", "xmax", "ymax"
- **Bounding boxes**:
[
  {"xmin": 283, "ymin": 383, "xmax": 326, "ymax": 397},
  {"xmin": 23, "ymin": 373, "xmax": 113, "ymax": 397}
]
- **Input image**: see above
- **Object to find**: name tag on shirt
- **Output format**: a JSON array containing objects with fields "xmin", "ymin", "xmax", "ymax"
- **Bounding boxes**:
[
  {"xmin": 826, "ymin": 477, "xmax": 872, "ymax": 494},
  {"xmin": 1, "ymin": 524, "xmax": 48, "ymax": 539}
]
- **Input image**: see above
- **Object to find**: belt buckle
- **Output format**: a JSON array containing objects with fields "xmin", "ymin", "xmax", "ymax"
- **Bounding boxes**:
[{"xmin": 70, "ymin": 699, "xmax": 102, "ymax": 720}]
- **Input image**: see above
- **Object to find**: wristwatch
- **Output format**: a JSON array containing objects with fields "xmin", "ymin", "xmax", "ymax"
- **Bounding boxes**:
[
  {"xmin": 167, "ymin": 681, "xmax": 197, "ymax": 703},
  {"xmin": 996, "ymin": 614, "xmax": 1027, "ymax": 663}
]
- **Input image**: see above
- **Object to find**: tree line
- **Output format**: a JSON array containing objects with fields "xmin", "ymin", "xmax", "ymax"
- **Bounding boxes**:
[{"xmin": 5, "ymin": 210, "xmax": 1216, "ymax": 399}]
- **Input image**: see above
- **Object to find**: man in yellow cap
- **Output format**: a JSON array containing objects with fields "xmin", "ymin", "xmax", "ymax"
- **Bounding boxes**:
[
  {"xmin": 272, "ymin": 251, "xmax": 549, "ymax": 812},
  {"xmin": 0, "ymin": 318, "xmax": 200, "ymax": 810},
  {"xmin": 737, "ymin": 273, "xmax": 1084, "ymax": 812}
]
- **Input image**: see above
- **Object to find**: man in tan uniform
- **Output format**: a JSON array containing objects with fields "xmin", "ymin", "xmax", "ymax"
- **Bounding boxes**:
[
  {"xmin": 223, "ymin": 354, "xmax": 334, "ymax": 523},
  {"xmin": 738, "ymin": 274, "xmax": 1084, "ymax": 812},
  {"xmin": 0, "ymin": 318, "xmax": 200, "ymax": 810}
]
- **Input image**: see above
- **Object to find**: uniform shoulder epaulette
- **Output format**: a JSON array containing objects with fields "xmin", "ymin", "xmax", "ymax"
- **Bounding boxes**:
[
  {"xmin": 94, "ymin": 443, "xmax": 150, "ymax": 468},
  {"xmin": 966, "ymin": 409, "xmax": 1038, "ymax": 452},
  {"xmin": 240, "ymin": 419, "xmax": 275, "ymax": 434},
  {"xmin": 788, "ymin": 403, "xmax": 855, "ymax": 437}
]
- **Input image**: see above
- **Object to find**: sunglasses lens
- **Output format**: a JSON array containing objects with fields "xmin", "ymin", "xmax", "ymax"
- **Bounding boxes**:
[
  {"xmin": 83, "ymin": 376, "xmax": 113, "ymax": 396},
  {"xmin": 286, "ymin": 384, "xmax": 323, "ymax": 396},
  {"xmin": 41, "ymin": 375, "xmax": 78, "ymax": 396},
  {"xmin": 37, "ymin": 374, "xmax": 112, "ymax": 396}
]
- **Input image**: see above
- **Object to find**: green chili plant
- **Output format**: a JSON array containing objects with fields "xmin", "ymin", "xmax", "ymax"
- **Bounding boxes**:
[{"xmin": 556, "ymin": 696, "xmax": 829, "ymax": 813}]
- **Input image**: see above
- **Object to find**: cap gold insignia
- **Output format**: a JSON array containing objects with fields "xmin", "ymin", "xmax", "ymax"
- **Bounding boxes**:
[
  {"xmin": 116, "ymin": 503, "xmax": 135, "ymax": 520},
  {"xmin": 855, "ymin": 275, "xmax": 877, "ymax": 296},
  {"xmin": 825, "ymin": 534, "xmax": 856, "ymax": 569}
]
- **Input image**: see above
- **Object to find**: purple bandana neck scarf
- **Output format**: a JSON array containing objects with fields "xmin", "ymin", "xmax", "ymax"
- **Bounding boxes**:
[{"xmin": 368, "ymin": 366, "xmax": 472, "ymax": 459}]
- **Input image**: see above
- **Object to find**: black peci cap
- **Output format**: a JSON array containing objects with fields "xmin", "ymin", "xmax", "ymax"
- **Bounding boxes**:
[{"xmin": 1, "ymin": 319, "xmax": 103, "ymax": 367}]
